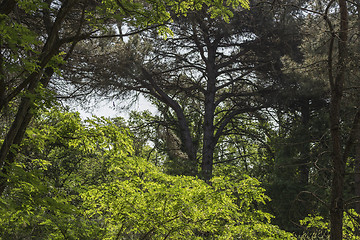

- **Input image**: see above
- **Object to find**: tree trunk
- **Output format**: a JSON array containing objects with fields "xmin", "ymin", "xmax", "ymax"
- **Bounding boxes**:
[
  {"xmin": 201, "ymin": 46, "xmax": 217, "ymax": 182},
  {"xmin": 354, "ymin": 0, "xmax": 360, "ymax": 217},
  {"xmin": 355, "ymin": 125, "xmax": 360, "ymax": 214},
  {"xmin": 0, "ymin": 73, "xmax": 39, "ymax": 171},
  {"xmin": 0, "ymin": 68, "xmax": 54, "ymax": 195},
  {"xmin": 329, "ymin": 93, "xmax": 345, "ymax": 240},
  {"xmin": 354, "ymin": 110, "xmax": 360, "ymax": 236},
  {"xmin": 329, "ymin": 0, "xmax": 348, "ymax": 239}
]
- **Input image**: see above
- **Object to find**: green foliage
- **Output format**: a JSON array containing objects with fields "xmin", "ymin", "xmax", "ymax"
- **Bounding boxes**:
[
  {"xmin": 82, "ymin": 160, "xmax": 294, "ymax": 239},
  {"xmin": 299, "ymin": 210, "xmax": 360, "ymax": 239},
  {"xmin": 127, "ymin": 109, "xmax": 196, "ymax": 175},
  {"xmin": 95, "ymin": 0, "xmax": 249, "ymax": 37},
  {"xmin": 0, "ymin": 107, "xmax": 292, "ymax": 239},
  {"xmin": 0, "ymin": 108, "xmax": 112, "ymax": 239},
  {"xmin": 0, "ymin": 13, "xmax": 40, "ymax": 78}
]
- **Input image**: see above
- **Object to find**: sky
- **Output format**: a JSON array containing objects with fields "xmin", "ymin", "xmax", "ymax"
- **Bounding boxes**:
[{"xmin": 74, "ymin": 94, "xmax": 157, "ymax": 120}]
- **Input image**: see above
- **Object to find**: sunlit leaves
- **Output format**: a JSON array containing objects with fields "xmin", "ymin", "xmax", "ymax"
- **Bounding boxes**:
[
  {"xmin": 0, "ymin": 107, "xmax": 294, "ymax": 239},
  {"xmin": 95, "ymin": 0, "xmax": 249, "ymax": 37},
  {"xmin": 82, "ymin": 144, "xmax": 294, "ymax": 239},
  {"xmin": 0, "ymin": 108, "xmax": 124, "ymax": 239}
]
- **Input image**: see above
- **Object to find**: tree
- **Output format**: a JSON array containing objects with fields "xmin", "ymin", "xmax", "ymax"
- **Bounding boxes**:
[
  {"xmin": 0, "ymin": 0, "xmax": 98, "ymax": 195},
  {"xmin": 278, "ymin": 0, "xmax": 360, "ymax": 238},
  {"xmin": 0, "ymin": 0, "xmax": 250, "ymax": 195},
  {"xmin": 65, "ymin": 1, "xmax": 302, "ymax": 182}
]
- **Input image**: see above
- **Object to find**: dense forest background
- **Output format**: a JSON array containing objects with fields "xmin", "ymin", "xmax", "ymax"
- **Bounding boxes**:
[{"xmin": 1, "ymin": 0, "xmax": 360, "ymax": 239}]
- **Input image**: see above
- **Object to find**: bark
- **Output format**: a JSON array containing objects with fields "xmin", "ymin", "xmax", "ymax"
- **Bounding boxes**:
[
  {"xmin": 355, "ymin": 0, "xmax": 360, "ymax": 217},
  {"xmin": 355, "ymin": 114, "xmax": 360, "ymax": 214},
  {"xmin": 0, "ymin": 73, "xmax": 40, "ymax": 171},
  {"xmin": 201, "ymin": 46, "xmax": 217, "ymax": 182},
  {"xmin": 329, "ymin": 0, "xmax": 348, "ymax": 239},
  {"xmin": 329, "ymin": 91, "xmax": 345, "ymax": 240},
  {"xmin": 0, "ymin": 68, "xmax": 54, "ymax": 195}
]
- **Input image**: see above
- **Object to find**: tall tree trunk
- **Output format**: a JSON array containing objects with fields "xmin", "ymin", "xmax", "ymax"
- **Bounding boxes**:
[
  {"xmin": 329, "ymin": 0, "xmax": 348, "ymax": 239},
  {"xmin": 201, "ymin": 46, "xmax": 217, "ymax": 183},
  {"xmin": 354, "ymin": 0, "xmax": 360, "ymax": 217},
  {"xmin": 329, "ymin": 92, "xmax": 345, "ymax": 240}
]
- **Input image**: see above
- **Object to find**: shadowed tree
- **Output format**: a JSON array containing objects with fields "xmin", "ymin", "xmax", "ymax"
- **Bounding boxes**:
[
  {"xmin": 64, "ymin": 1, "xmax": 303, "ymax": 182},
  {"xmin": 0, "ymin": 0, "xmax": 241, "ymax": 195}
]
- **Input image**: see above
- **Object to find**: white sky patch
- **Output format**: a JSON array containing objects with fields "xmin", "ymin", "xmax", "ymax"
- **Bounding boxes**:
[{"xmin": 73, "ymin": 94, "xmax": 157, "ymax": 120}]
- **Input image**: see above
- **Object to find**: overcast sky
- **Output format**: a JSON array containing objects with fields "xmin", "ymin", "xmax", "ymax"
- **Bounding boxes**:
[{"xmin": 74, "ymin": 94, "xmax": 157, "ymax": 120}]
